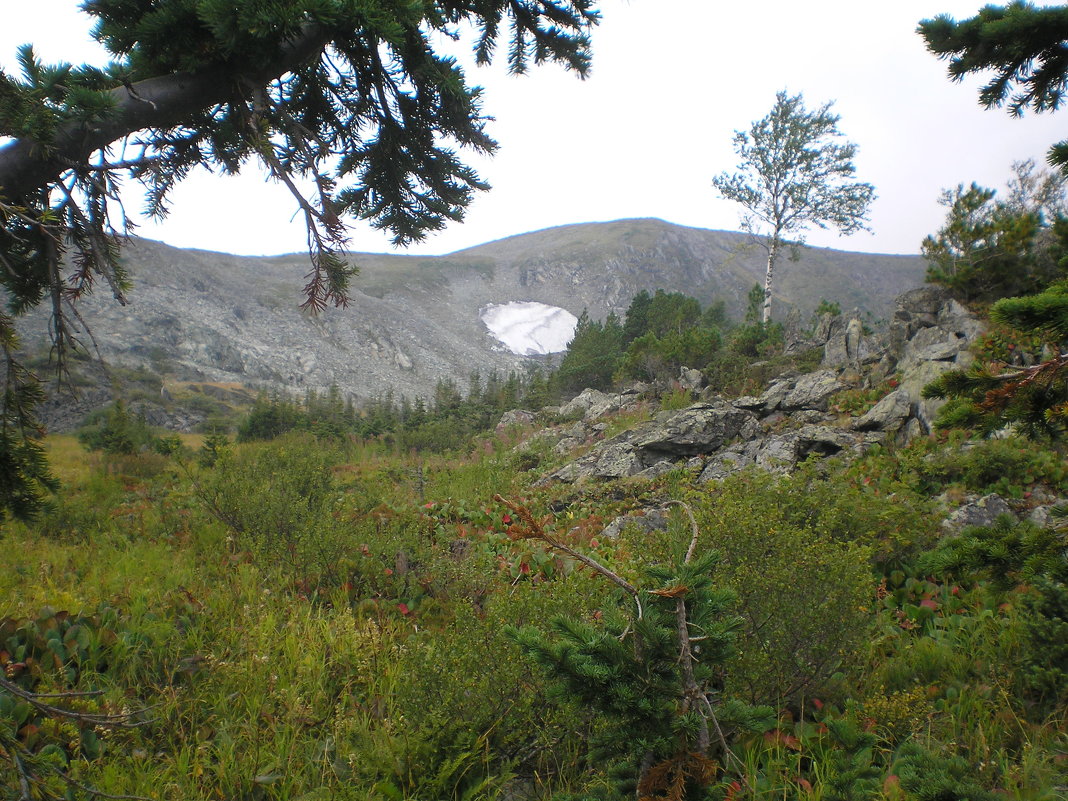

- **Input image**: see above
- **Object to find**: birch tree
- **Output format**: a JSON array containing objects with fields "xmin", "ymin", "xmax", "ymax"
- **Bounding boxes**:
[{"xmin": 713, "ymin": 91, "xmax": 875, "ymax": 324}]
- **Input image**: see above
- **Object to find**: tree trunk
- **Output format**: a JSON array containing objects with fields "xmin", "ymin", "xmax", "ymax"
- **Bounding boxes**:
[{"xmin": 762, "ymin": 238, "xmax": 780, "ymax": 325}]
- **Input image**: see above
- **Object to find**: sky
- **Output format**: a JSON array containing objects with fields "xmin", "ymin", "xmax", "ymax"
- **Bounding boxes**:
[{"xmin": 2, "ymin": 0, "xmax": 1066, "ymax": 259}]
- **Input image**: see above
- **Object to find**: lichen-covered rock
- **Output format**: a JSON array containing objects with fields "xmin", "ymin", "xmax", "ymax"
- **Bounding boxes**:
[
  {"xmin": 600, "ymin": 507, "xmax": 670, "ymax": 540},
  {"xmin": 781, "ymin": 370, "xmax": 846, "ymax": 411},
  {"xmin": 497, "ymin": 409, "xmax": 536, "ymax": 430},
  {"xmin": 559, "ymin": 388, "xmax": 614, "ymax": 420},
  {"xmin": 853, "ymin": 388, "xmax": 912, "ymax": 434},
  {"xmin": 629, "ymin": 401, "xmax": 760, "ymax": 458},
  {"xmin": 942, "ymin": 494, "xmax": 1015, "ymax": 531},
  {"xmin": 678, "ymin": 367, "xmax": 705, "ymax": 391},
  {"xmin": 549, "ymin": 400, "xmax": 758, "ymax": 482}
]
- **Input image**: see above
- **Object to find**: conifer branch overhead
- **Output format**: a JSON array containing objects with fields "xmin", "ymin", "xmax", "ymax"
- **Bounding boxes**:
[
  {"xmin": 919, "ymin": 2, "xmax": 1068, "ymax": 173},
  {"xmin": 0, "ymin": 0, "xmax": 600, "ymax": 521}
]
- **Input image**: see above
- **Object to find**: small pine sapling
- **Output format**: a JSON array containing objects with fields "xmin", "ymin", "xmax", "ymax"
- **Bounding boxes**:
[{"xmin": 498, "ymin": 496, "xmax": 773, "ymax": 799}]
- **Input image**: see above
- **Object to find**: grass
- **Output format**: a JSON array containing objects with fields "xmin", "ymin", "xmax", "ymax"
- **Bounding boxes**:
[{"xmin": 2, "ymin": 422, "xmax": 1067, "ymax": 799}]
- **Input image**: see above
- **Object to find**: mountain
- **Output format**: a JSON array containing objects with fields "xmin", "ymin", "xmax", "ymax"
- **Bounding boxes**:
[{"xmin": 17, "ymin": 218, "xmax": 925, "ymax": 420}]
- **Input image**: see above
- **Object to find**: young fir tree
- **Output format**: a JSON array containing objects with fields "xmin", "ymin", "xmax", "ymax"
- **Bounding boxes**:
[
  {"xmin": 924, "ymin": 279, "xmax": 1068, "ymax": 437},
  {"xmin": 500, "ymin": 498, "xmax": 773, "ymax": 799},
  {"xmin": 920, "ymin": 3, "xmax": 1068, "ymax": 173},
  {"xmin": 922, "ymin": 161, "xmax": 1068, "ymax": 305}
]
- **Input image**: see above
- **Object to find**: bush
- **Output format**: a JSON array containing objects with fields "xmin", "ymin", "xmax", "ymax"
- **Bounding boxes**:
[
  {"xmin": 77, "ymin": 402, "xmax": 159, "ymax": 455},
  {"xmin": 195, "ymin": 434, "xmax": 351, "ymax": 590},
  {"xmin": 688, "ymin": 472, "xmax": 875, "ymax": 709}
]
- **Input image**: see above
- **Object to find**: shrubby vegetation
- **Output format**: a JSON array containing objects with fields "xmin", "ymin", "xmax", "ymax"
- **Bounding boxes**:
[
  {"xmin": 3, "ymin": 339, "xmax": 1067, "ymax": 798},
  {"xmin": 558, "ymin": 286, "xmax": 794, "ymax": 396}
]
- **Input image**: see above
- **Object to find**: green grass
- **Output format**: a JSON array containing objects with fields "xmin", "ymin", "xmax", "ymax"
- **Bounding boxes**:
[{"xmin": 2, "ymin": 422, "xmax": 1066, "ymax": 799}]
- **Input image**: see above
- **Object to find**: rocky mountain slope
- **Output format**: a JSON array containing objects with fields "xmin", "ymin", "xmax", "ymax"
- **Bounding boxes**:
[
  {"xmin": 524, "ymin": 286, "xmax": 980, "ymax": 485},
  {"xmin": 510, "ymin": 286, "xmax": 1055, "ymax": 532},
  {"xmin": 17, "ymin": 218, "xmax": 925, "ymax": 425}
]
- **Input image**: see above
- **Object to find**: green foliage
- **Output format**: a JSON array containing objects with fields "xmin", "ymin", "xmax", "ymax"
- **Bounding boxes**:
[
  {"xmin": 922, "ymin": 161, "xmax": 1068, "ymax": 305},
  {"xmin": 920, "ymin": 516, "xmax": 1068, "ymax": 715},
  {"xmin": 920, "ymin": 3, "xmax": 1068, "ymax": 170},
  {"xmin": 236, "ymin": 392, "xmax": 304, "ymax": 442},
  {"xmin": 892, "ymin": 741, "xmax": 998, "ymax": 801},
  {"xmin": 713, "ymin": 91, "xmax": 875, "ymax": 323},
  {"xmin": 0, "ymin": 325, "xmax": 57, "ymax": 521},
  {"xmin": 830, "ymin": 377, "xmax": 901, "ymax": 417},
  {"xmin": 0, "ymin": 0, "xmax": 601, "ymax": 507},
  {"xmin": 924, "ymin": 275, "xmax": 1068, "ymax": 438},
  {"xmin": 6, "ymin": 369, "xmax": 1068, "ymax": 798},
  {"xmin": 509, "ymin": 537, "xmax": 773, "ymax": 797},
  {"xmin": 814, "ymin": 298, "xmax": 842, "ymax": 317},
  {"xmin": 688, "ymin": 473, "xmax": 875, "ymax": 708},
  {"xmin": 77, "ymin": 401, "xmax": 161, "ymax": 455},
  {"xmin": 197, "ymin": 432, "xmax": 230, "ymax": 468},
  {"xmin": 849, "ymin": 432, "xmax": 1068, "ymax": 503},
  {"xmin": 195, "ymin": 434, "xmax": 351, "ymax": 590},
  {"xmin": 557, "ymin": 310, "xmax": 625, "ymax": 394}
]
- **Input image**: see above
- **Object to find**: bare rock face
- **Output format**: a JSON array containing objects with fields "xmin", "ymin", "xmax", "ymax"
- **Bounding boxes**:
[
  {"xmin": 542, "ymin": 286, "xmax": 988, "ymax": 486},
  {"xmin": 18, "ymin": 219, "xmax": 927, "ymax": 431},
  {"xmin": 549, "ymin": 401, "xmax": 759, "ymax": 483},
  {"xmin": 887, "ymin": 286, "xmax": 985, "ymax": 432}
]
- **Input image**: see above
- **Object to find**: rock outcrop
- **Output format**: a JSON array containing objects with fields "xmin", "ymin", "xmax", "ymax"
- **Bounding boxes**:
[{"xmin": 542, "ymin": 285, "xmax": 988, "ymax": 485}]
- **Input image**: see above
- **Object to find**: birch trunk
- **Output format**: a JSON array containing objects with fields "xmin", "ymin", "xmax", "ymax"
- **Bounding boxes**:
[{"xmin": 762, "ymin": 238, "xmax": 780, "ymax": 325}]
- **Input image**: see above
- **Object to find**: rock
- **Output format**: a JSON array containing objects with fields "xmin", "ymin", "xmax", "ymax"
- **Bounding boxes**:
[
  {"xmin": 733, "ymin": 395, "xmax": 766, "ymax": 412},
  {"xmin": 497, "ymin": 409, "xmax": 536, "ymax": 430},
  {"xmin": 549, "ymin": 400, "xmax": 758, "ymax": 482},
  {"xmin": 903, "ymin": 326, "xmax": 967, "ymax": 365},
  {"xmin": 600, "ymin": 508, "xmax": 670, "ymax": 540},
  {"xmin": 942, "ymin": 494, "xmax": 1015, "ymax": 531},
  {"xmin": 678, "ymin": 366, "xmax": 705, "ymax": 391},
  {"xmin": 758, "ymin": 377, "xmax": 796, "ymax": 412},
  {"xmin": 629, "ymin": 401, "xmax": 760, "ymax": 458},
  {"xmin": 756, "ymin": 424, "xmax": 857, "ymax": 472},
  {"xmin": 781, "ymin": 370, "xmax": 845, "ymax": 411},
  {"xmin": 638, "ymin": 460, "xmax": 680, "ymax": 479},
  {"xmin": 1028, "ymin": 506, "xmax": 1056, "ymax": 528},
  {"xmin": 852, "ymin": 388, "xmax": 912, "ymax": 434},
  {"xmin": 698, "ymin": 444, "xmax": 756, "ymax": 481},
  {"xmin": 550, "ymin": 440, "xmax": 644, "ymax": 482},
  {"xmin": 822, "ymin": 316, "xmax": 874, "ymax": 367},
  {"xmin": 559, "ymin": 387, "xmax": 628, "ymax": 421},
  {"xmin": 559, "ymin": 388, "xmax": 612, "ymax": 419}
]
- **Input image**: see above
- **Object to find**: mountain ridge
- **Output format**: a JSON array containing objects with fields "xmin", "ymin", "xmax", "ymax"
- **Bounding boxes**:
[{"xmin": 17, "ymin": 218, "xmax": 927, "ymax": 426}]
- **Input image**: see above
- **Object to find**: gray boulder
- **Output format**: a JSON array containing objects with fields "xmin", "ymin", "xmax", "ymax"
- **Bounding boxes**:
[
  {"xmin": 678, "ymin": 367, "xmax": 705, "ymax": 391},
  {"xmin": 559, "ymin": 388, "xmax": 616, "ymax": 420},
  {"xmin": 497, "ymin": 409, "xmax": 536, "ymax": 430},
  {"xmin": 942, "ymin": 494, "xmax": 1015, "ymax": 532},
  {"xmin": 781, "ymin": 370, "xmax": 846, "ymax": 411},
  {"xmin": 550, "ymin": 400, "xmax": 758, "ymax": 483},
  {"xmin": 600, "ymin": 507, "xmax": 670, "ymax": 540},
  {"xmin": 630, "ymin": 401, "xmax": 760, "ymax": 458},
  {"xmin": 853, "ymin": 388, "xmax": 913, "ymax": 435}
]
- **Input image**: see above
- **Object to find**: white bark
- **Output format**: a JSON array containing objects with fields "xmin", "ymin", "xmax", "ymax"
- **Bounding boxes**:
[{"xmin": 762, "ymin": 238, "xmax": 779, "ymax": 325}]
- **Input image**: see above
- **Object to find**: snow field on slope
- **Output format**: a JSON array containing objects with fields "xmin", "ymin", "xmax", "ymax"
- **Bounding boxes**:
[{"xmin": 480, "ymin": 301, "xmax": 578, "ymax": 356}]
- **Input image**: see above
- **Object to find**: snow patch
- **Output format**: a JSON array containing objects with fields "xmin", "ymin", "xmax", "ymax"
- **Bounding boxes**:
[{"xmin": 480, "ymin": 301, "xmax": 578, "ymax": 356}]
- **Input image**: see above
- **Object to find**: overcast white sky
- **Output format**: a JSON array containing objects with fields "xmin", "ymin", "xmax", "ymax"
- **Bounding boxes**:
[{"xmin": 2, "ymin": 0, "xmax": 1066, "ymax": 258}]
